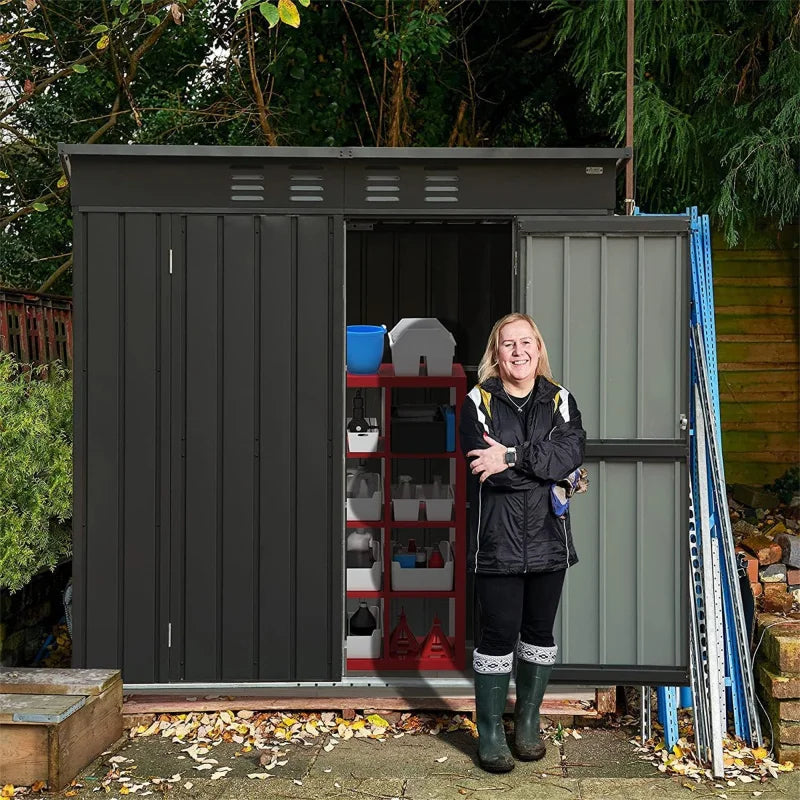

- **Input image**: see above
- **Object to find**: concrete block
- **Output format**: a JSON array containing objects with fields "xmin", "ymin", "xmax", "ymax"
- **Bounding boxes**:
[
  {"xmin": 741, "ymin": 534, "xmax": 783, "ymax": 565},
  {"xmin": 758, "ymin": 564, "xmax": 786, "ymax": 583},
  {"xmin": 758, "ymin": 614, "xmax": 800, "ymax": 672},
  {"xmin": 732, "ymin": 484, "xmax": 779, "ymax": 508},
  {"xmin": 757, "ymin": 660, "xmax": 800, "ymax": 699},
  {"xmin": 760, "ymin": 563, "xmax": 788, "ymax": 583},
  {"xmin": 761, "ymin": 593, "xmax": 794, "ymax": 613},
  {"xmin": 733, "ymin": 519, "xmax": 759, "ymax": 538},
  {"xmin": 776, "ymin": 533, "xmax": 800, "ymax": 569},
  {"xmin": 764, "ymin": 521, "xmax": 788, "ymax": 537}
]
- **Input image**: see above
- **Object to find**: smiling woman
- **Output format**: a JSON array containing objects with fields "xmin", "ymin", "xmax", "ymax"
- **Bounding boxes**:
[{"xmin": 460, "ymin": 312, "xmax": 587, "ymax": 773}]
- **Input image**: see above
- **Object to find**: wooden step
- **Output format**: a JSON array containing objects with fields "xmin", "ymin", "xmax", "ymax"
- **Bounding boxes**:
[{"xmin": 0, "ymin": 668, "xmax": 123, "ymax": 791}]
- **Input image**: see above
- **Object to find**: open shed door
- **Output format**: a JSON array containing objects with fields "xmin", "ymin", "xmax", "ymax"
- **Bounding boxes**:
[{"xmin": 516, "ymin": 215, "xmax": 691, "ymax": 684}]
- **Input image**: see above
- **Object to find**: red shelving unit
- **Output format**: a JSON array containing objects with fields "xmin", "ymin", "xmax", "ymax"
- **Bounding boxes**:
[{"xmin": 345, "ymin": 363, "xmax": 467, "ymax": 671}]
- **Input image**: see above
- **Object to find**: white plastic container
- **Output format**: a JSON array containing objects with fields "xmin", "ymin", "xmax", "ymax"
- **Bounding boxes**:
[
  {"xmin": 392, "ymin": 477, "xmax": 421, "ymax": 521},
  {"xmin": 391, "ymin": 541, "xmax": 453, "ymax": 591},
  {"xmin": 422, "ymin": 484, "xmax": 454, "ymax": 521},
  {"xmin": 346, "ymin": 604, "xmax": 381, "ymax": 659},
  {"xmin": 388, "ymin": 318, "xmax": 456, "ymax": 376},
  {"xmin": 392, "ymin": 498, "xmax": 421, "ymax": 521},
  {"xmin": 346, "ymin": 417, "xmax": 380, "ymax": 454},
  {"xmin": 346, "ymin": 539, "xmax": 382, "ymax": 591},
  {"xmin": 346, "ymin": 491, "xmax": 382, "ymax": 522}
]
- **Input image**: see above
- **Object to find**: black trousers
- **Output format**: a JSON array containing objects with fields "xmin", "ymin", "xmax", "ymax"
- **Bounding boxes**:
[{"xmin": 475, "ymin": 570, "xmax": 566, "ymax": 655}]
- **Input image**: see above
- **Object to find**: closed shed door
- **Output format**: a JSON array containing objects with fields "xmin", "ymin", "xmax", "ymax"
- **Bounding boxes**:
[
  {"xmin": 517, "ymin": 216, "xmax": 690, "ymax": 681},
  {"xmin": 168, "ymin": 214, "xmax": 344, "ymax": 682},
  {"xmin": 73, "ymin": 212, "xmax": 344, "ymax": 683}
]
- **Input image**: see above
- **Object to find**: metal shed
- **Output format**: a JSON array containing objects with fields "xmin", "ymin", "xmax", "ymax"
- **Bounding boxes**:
[{"xmin": 60, "ymin": 145, "xmax": 690, "ymax": 688}]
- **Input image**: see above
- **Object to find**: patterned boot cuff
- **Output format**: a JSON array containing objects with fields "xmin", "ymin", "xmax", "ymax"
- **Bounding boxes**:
[
  {"xmin": 473, "ymin": 650, "xmax": 514, "ymax": 674},
  {"xmin": 517, "ymin": 641, "xmax": 558, "ymax": 665}
]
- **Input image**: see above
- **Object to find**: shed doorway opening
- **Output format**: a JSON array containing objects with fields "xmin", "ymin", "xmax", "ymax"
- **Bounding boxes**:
[{"xmin": 343, "ymin": 219, "xmax": 513, "ymax": 674}]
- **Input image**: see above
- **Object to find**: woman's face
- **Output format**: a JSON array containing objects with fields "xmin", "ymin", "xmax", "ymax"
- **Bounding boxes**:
[{"xmin": 496, "ymin": 320, "xmax": 540, "ymax": 385}]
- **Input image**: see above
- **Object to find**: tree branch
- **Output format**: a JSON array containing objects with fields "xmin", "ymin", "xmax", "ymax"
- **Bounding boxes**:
[
  {"xmin": 244, "ymin": 10, "xmax": 278, "ymax": 145},
  {"xmin": 37, "ymin": 255, "xmax": 72, "ymax": 294}
]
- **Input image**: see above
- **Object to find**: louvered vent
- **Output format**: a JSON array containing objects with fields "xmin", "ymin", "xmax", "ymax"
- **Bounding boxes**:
[
  {"xmin": 230, "ymin": 171, "xmax": 264, "ymax": 202},
  {"xmin": 365, "ymin": 170, "xmax": 400, "ymax": 202},
  {"xmin": 424, "ymin": 171, "xmax": 459, "ymax": 203},
  {"xmin": 289, "ymin": 170, "xmax": 324, "ymax": 202}
]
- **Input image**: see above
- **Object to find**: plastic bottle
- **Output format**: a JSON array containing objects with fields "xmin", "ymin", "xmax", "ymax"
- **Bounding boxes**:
[
  {"xmin": 399, "ymin": 475, "xmax": 413, "ymax": 499},
  {"xmin": 415, "ymin": 548, "xmax": 427, "ymax": 568},
  {"xmin": 406, "ymin": 538, "xmax": 417, "ymax": 553},
  {"xmin": 432, "ymin": 474, "xmax": 444, "ymax": 499},
  {"xmin": 349, "ymin": 601, "xmax": 377, "ymax": 636}
]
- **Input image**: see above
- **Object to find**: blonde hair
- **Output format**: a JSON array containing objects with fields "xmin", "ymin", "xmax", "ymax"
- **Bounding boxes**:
[{"xmin": 477, "ymin": 313, "xmax": 554, "ymax": 384}]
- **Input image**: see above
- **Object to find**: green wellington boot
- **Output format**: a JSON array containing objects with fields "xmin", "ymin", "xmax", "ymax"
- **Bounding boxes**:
[
  {"xmin": 474, "ymin": 671, "xmax": 515, "ymax": 773},
  {"xmin": 513, "ymin": 659, "xmax": 554, "ymax": 761}
]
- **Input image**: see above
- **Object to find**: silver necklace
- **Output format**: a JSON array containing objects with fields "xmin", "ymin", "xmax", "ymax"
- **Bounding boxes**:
[{"xmin": 502, "ymin": 382, "xmax": 534, "ymax": 413}]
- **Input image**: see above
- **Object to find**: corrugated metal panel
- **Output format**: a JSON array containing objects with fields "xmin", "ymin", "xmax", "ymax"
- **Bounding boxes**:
[
  {"xmin": 73, "ymin": 212, "xmax": 344, "ymax": 683},
  {"xmin": 519, "ymin": 223, "xmax": 689, "ymax": 673}
]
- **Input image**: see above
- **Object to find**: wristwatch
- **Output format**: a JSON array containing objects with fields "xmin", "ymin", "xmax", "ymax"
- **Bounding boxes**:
[{"xmin": 504, "ymin": 446, "xmax": 517, "ymax": 468}]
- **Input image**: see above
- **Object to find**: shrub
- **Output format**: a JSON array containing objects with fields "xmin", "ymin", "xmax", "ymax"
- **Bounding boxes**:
[{"xmin": 0, "ymin": 353, "xmax": 72, "ymax": 592}]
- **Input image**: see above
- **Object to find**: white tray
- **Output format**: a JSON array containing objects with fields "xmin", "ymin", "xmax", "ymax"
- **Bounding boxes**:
[
  {"xmin": 346, "ymin": 604, "xmax": 381, "ymax": 658},
  {"xmin": 392, "ymin": 498, "xmax": 421, "ymax": 521},
  {"xmin": 346, "ymin": 491, "xmax": 382, "ymax": 522},
  {"xmin": 346, "ymin": 542, "xmax": 382, "ymax": 591},
  {"xmin": 391, "ymin": 541, "xmax": 453, "ymax": 591},
  {"xmin": 347, "ymin": 417, "xmax": 380, "ymax": 453}
]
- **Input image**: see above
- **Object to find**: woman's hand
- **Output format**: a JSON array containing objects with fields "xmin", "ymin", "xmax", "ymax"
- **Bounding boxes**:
[{"xmin": 466, "ymin": 433, "xmax": 508, "ymax": 483}]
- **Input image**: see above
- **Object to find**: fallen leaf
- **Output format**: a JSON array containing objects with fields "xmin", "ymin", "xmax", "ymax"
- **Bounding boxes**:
[
  {"xmin": 183, "ymin": 783, "xmax": 192, "ymax": 790},
  {"xmin": 293, "ymin": 779, "xmax": 303, "ymax": 786},
  {"xmin": 434, "ymin": 756, "xmax": 448, "ymax": 763},
  {"xmin": 1, "ymin": 787, "xmax": 13, "ymax": 798},
  {"xmin": 246, "ymin": 774, "xmax": 272, "ymax": 780}
]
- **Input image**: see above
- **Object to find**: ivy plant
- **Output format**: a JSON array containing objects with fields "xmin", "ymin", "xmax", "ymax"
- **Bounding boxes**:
[{"xmin": 0, "ymin": 353, "xmax": 72, "ymax": 592}]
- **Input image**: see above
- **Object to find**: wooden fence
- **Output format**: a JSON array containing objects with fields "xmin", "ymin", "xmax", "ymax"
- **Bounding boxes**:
[
  {"xmin": 0, "ymin": 289, "xmax": 73, "ymax": 369},
  {"xmin": 714, "ymin": 233, "xmax": 799, "ymax": 486}
]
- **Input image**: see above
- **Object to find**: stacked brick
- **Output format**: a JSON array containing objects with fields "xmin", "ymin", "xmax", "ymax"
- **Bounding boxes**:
[
  {"xmin": 755, "ymin": 614, "xmax": 800, "ymax": 763},
  {"xmin": 735, "ymin": 521, "xmax": 800, "ymax": 614}
]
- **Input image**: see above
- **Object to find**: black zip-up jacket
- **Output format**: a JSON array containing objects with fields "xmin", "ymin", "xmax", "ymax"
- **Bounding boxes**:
[{"xmin": 459, "ymin": 375, "xmax": 586, "ymax": 575}]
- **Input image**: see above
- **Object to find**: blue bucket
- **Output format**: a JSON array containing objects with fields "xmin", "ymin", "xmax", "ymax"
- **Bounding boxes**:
[{"xmin": 346, "ymin": 325, "xmax": 386, "ymax": 374}]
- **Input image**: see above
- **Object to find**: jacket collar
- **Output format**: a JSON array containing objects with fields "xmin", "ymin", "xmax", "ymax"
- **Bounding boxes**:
[{"xmin": 481, "ymin": 374, "xmax": 559, "ymax": 405}]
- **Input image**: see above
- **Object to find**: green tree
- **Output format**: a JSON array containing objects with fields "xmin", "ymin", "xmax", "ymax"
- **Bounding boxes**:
[
  {"xmin": 552, "ymin": 0, "xmax": 800, "ymax": 243},
  {"xmin": 1, "ymin": 0, "xmax": 605, "ymax": 294},
  {"xmin": 0, "ymin": 353, "xmax": 72, "ymax": 592}
]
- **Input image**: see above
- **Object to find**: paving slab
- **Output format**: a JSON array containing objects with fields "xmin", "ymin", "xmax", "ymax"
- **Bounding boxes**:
[
  {"xmin": 560, "ymin": 727, "xmax": 655, "ymax": 778},
  {"xmin": 59, "ymin": 727, "xmax": 799, "ymax": 800},
  {"xmin": 579, "ymin": 775, "xmax": 800, "ymax": 799},
  {"xmin": 405, "ymin": 775, "xmax": 580, "ymax": 799}
]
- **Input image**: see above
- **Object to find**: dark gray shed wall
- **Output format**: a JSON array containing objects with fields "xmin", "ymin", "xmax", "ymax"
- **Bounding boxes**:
[{"xmin": 72, "ymin": 210, "xmax": 344, "ymax": 682}]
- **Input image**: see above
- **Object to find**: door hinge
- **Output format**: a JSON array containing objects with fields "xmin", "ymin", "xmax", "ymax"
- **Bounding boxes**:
[
  {"xmin": 169, "ymin": 248, "xmax": 173, "ymax": 275},
  {"xmin": 168, "ymin": 622, "xmax": 172, "ymax": 648}
]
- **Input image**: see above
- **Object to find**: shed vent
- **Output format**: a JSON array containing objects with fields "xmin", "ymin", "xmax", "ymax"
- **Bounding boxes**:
[
  {"xmin": 365, "ymin": 170, "xmax": 400, "ymax": 202},
  {"xmin": 424, "ymin": 171, "xmax": 459, "ymax": 203},
  {"xmin": 290, "ymin": 170, "xmax": 324, "ymax": 202},
  {"xmin": 230, "ymin": 171, "xmax": 264, "ymax": 202}
]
